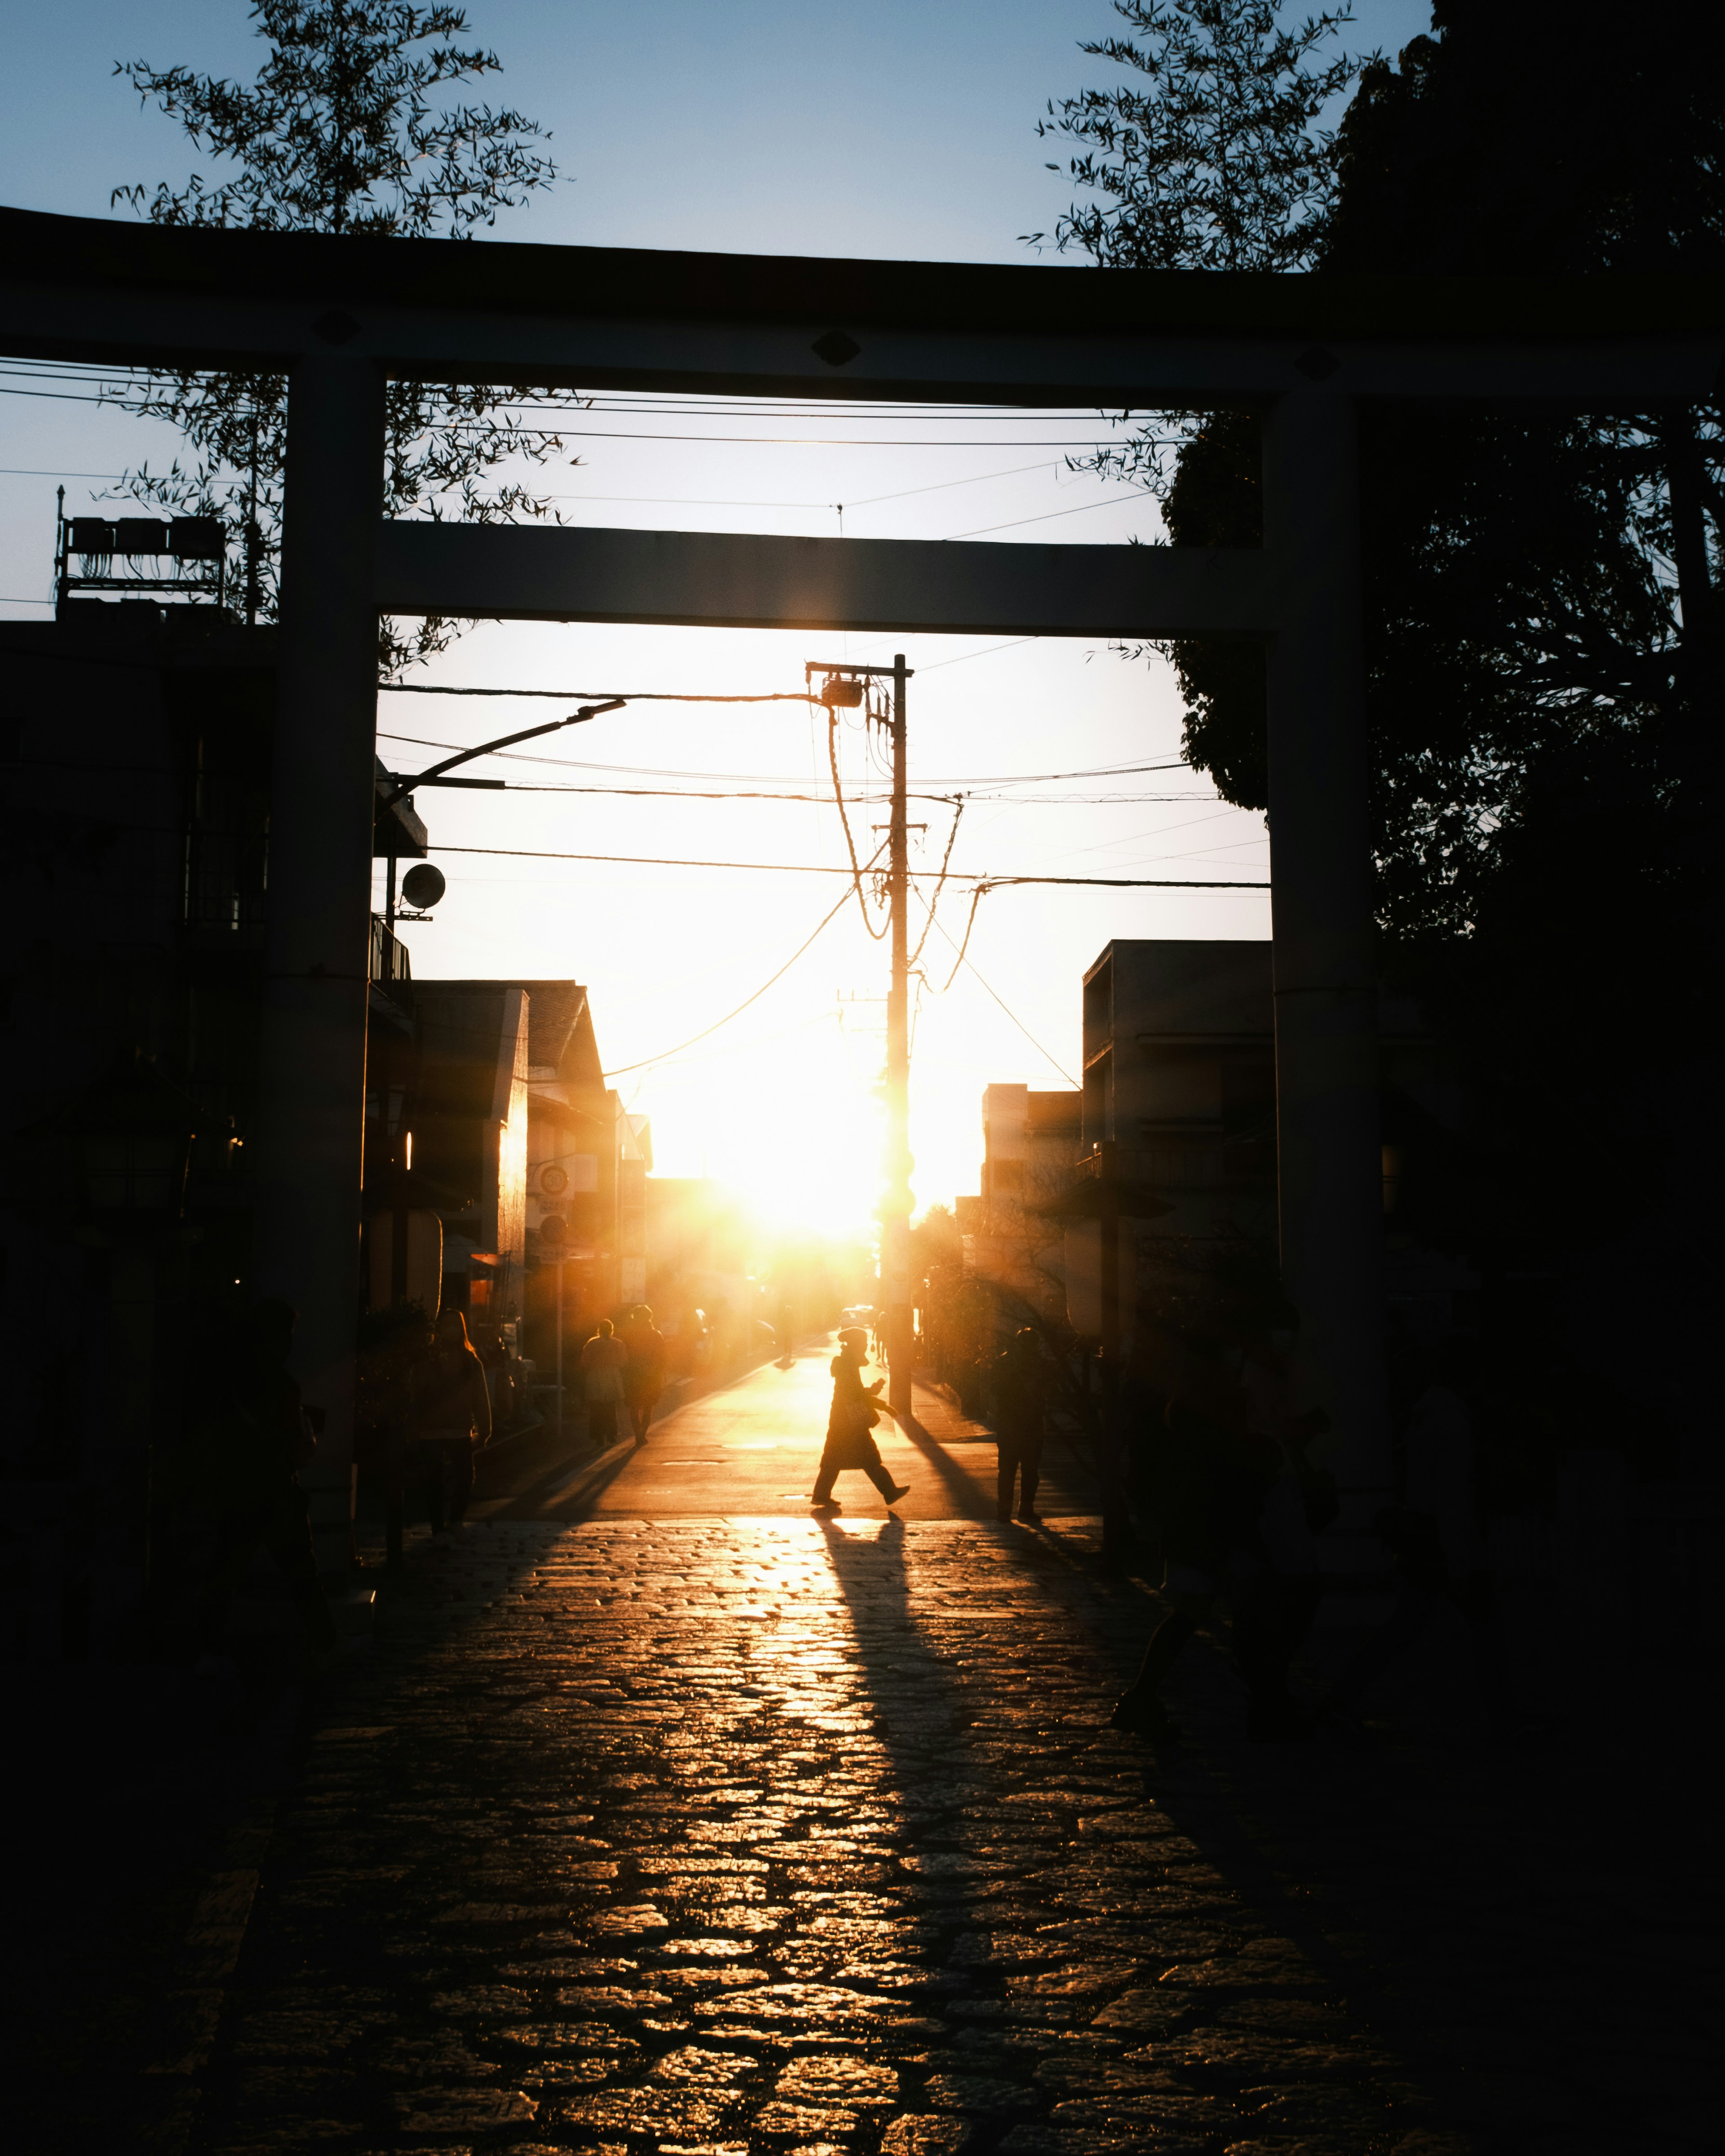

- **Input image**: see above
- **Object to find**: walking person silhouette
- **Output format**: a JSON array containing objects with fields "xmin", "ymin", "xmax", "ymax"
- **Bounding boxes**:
[{"xmin": 810, "ymin": 1326, "xmax": 911, "ymax": 1514}]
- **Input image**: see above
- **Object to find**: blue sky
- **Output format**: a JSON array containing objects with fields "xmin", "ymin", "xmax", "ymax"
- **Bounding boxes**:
[{"xmin": 0, "ymin": 0, "xmax": 1436, "ymax": 1230}]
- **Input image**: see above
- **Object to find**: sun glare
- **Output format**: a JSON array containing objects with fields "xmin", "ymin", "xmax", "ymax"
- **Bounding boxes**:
[{"xmin": 650, "ymin": 1015, "xmax": 886, "ymax": 1239}]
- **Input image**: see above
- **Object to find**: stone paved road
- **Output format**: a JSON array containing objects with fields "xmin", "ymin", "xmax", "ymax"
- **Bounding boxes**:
[{"xmin": 176, "ymin": 1471, "xmax": 1715, "ymax": 2156}]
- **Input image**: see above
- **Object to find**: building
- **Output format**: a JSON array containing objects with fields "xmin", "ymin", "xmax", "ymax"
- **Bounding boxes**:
[
  {"xmin": 0, "ymin": 591, "xmax": 649, "ymax": 1654},
  {"xmin": 3, "ymin": 605, "xmax": 291, "ymax": 1653},
  {"xmin": 1080, "ymin": 938, "xmax": 1472, "ymax": 1343},
  {"xmin": 514, "ymin": 979, "xmax": 650, "ymax": 1365},
  {"xmin": 370, "ymin": 982, "xmax": 530, "ymax": 1328},
  {"xmin": 963, "ymin": 1084, "xmax": 1086, "ymax": 1315},
  {"xmin": 1084, "ymin": 938, "xmax": 1278, "ymax": 1239}
]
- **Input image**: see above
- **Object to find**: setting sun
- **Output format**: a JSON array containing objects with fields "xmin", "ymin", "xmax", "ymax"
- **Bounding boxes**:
[{"xmin": 632, "ymin": 1001, "xmax": 888, "ymax": 1240}]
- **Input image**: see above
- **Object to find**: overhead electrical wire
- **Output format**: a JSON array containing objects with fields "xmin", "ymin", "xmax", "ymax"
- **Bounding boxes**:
[
  {"xmin": 385, "ymin": 773, "xmax": 1221, "ymax": 805},
  {"xmin": 375, "ymin": 724, "xmax": 1195, "ymax": 788},
  {"xmin": 926, "ymin": 910, "xmax": 1081, "ymax": 1087},
  {"xmin": 460, "ymin": 460, "xmax": 1078, "ymax": 513},
  {"xmin": 908, "ymin": 799, "xmax": 964, "ymax": 969},
  {"xmin": 931, "ymin": 884, "xmax": 986, "ymax": 994},
  {"xmin": 0, "ymin": 361, "xmax": 1137, "ymax": 410},
  {"xmin": 432, "ymin": 841, "xmax": 1265, "ymax": 887},
  {"xmin": 0, "ymin": 371, "xmax": 1173, "ymax": 450},
  {"xmin": 827, "ymin": 701, "xmax": 889, "ymax": 941},
  {"xmin": 0, "ymin": 380, "xmax": 1157, "ymax": 447},
  {"xmin": 600, "ymin": 850, "xmax": 883, "ymax": 1078},
  {"xmin": 946, "ymin": 491, "xmax": 1156, "ymax": 540}
]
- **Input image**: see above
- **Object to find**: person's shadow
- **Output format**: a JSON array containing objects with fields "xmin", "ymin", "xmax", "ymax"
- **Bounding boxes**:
[{"xmin": 810, "ymin": 1513, "xmax": 997, "ymax": 1955}]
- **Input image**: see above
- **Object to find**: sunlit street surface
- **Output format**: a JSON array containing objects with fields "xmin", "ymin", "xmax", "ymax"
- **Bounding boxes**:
[
  {"xmin": 476, "ymin": 1336, "xmax": 1092, "ymax": 1525},
  {"xmin": 125, "ymin": 1344, "xmax": 1708, "ymax": 2156}
]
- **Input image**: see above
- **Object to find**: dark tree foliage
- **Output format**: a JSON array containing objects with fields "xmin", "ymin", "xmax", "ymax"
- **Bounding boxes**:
[
  {"xmin": 104, "ymin": 2, "xmax": 583, "ymax": 672},
  {"xmin": 1030, "ymin": 0, "xmax": 1364, "ymax": 499},
  {"xmin": 1028, "ymin": 0, "xmax": 1358, "ymax": 273},
  {"xmin": 1156, "ymin": 4, "xmax": 1723, "ymax": 952},
  {"xmin": 1044, "ymin": 0, "xmax": 1724, "ymax": 1304},
  {"xmin": 1323, "ymin": 5, "xmax": 1725, "ymax": 280},
  {"xmin": 1166, "ymin": 397, "xmax": 1689, "ymax": 947}
]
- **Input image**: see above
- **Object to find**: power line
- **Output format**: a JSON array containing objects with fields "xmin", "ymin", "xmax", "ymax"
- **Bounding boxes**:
[
  {"xmin": 0, "ymin": 363, "xmax": 1137, "ymax": 416},
  {"xmin": 946, "ymin": 491, "xmax": 1158, "ymax": 540},
  {"xmin": 389, "ymin": 773, "xmax": 1219, "ymax": 805},
  {"xmin": 601, "ymin": 875, "xmax": 867, "ymax": 1077},
  {"xmin": 926, "ymin": 912, "xmax": 1080, "ymax": 1087},
  {"xmin": 375, "ymin": 721, "xmax": 1193, "ymax": 787},
  {"xmin": 456, "ymin": 425, "xmax": 1141, "ymax": 448},
  {"xmin": 381, "ymin": 684, "xmax": 814, "ymax": 706},
  {"xmin": 470, "ymin": 460, "xmax": 1066, "ymax": 513},
  {"xmin": 0, "ymin": 382, "xmax": 1159, "ymax": 449},
  {"xmin": 914, "ymin": 637, "xmax": 1040, "ymax": 672},
  {"xmin": 433, "ymin": 841, "xmax": 1265, "ymax": 887}
]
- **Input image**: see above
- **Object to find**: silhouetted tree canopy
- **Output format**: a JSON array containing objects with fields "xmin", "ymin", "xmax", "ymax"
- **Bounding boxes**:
[
  {"xmin": 105, "ymin": 1, "xmax": 582, "ymax": 672},
  {"xmin": 1029, "ymin": 0, "xmax": 1359, "ymax": 273},
  {"xmin": 1043, "ymin": 0, "xmax": 1723, "ymax": 1269},
  {"xmin": 1166, "ymin": 3, "xmax": 1722, "ymax": 946}
]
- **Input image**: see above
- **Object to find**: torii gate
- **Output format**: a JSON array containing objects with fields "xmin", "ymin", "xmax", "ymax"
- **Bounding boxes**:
[{"xmin": 5, "ymin": 204, "xmax": 1718, "ymax": 1560}]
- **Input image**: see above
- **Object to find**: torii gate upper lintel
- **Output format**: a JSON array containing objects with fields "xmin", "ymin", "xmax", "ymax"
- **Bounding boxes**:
[{"xmin": 7, "ymin": 203, "xmax": 1720, "ymax": 1559}]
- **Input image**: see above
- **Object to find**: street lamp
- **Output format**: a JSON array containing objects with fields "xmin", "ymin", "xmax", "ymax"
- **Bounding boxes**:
[{"xmin": 377, "ymin": 700, "xmax": 625, "ymax": 934}]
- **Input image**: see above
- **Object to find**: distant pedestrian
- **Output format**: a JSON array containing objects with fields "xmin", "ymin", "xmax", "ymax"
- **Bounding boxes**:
[
  {"xmin": 416, "ymin": 1307, "xmax": 492, "ymax": 1529},
  {"xmin": 581, "ymin": 1318, "xmax": 629, "ymax": 1445},
  {"xmin": 991, "ymin": 1327, "xmax": 1050, "ymax": 1524},
  {"xmin": 810, "ymin": 1327, "xmax": 910, "ymax": 1514},
  {"xmin": 190, "ymin": 1299, "xmax": 335, "ymax": 1667},
  {"xmin": 620, "ymin": 1305, "xmax": 667, "ymax": 1444},
  {"xmin": 777, "ymin": 1299, "xmax": 796, "ymax": 1364}
]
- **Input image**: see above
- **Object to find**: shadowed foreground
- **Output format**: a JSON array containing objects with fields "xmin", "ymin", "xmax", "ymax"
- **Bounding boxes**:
[{"xmin": 134, "ymin": 1505, "xmax": 1713, "ymax": 2156}]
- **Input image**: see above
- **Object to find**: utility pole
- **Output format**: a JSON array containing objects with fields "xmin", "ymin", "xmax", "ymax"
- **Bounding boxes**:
[
  {"xmin": 808, "ymin": 655, "xmax": 916, "ymax": 1421},
  {"xmin": 883, "ymin": 654, "xmax": 913, "ymax": 1421}
]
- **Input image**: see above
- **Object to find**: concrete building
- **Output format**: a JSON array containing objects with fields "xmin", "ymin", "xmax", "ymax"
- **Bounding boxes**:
[
  {"xmin": 964, "ymin": 1084, "xmax": 1086, "ymax": 1316},
  {"xmin": 513, "ymin": 980, "xmax": 650, "ymax": 1364},
  {"xmin": 1081, "ymin": 939, "xmax": 1473, "ymax": 1343},
  {"xmin": 2, "ymin": 606, "xmax": 306, "ymax": 1649},
  {"xmin": 0, "ymin": 595, "xmax": 649, "ymax": 1651},
  {"xmin": 1083, "ymin": 939, "xmax": 1279, "ymax": 1242},
  {"xmin": 396, "ymin": 983, "xmax": 531, "ymax": 1325}
]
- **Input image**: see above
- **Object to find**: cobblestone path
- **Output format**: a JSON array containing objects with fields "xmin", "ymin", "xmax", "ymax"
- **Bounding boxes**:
[{"xmin": 185, "ymin": 1516, "xmax": 1712, "ymax": 2156}]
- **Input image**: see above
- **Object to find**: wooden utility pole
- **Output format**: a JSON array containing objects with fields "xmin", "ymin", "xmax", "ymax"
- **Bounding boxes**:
[
  {"xmin": 883, "ymin": 654, "xmax": 913, "ymax": 1420},
  {"xmin": 808, "ymin": 655, "xmax": 916, "ymax": 1420}
]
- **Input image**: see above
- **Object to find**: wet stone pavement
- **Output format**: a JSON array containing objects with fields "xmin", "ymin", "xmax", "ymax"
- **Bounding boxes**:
[{"xmin": 180, "ymin": 1515, "xmax": 1712, "ymax": 2156}]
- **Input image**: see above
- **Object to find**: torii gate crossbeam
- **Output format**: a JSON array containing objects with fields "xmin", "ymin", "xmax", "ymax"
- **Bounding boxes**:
[{"xmin": 7, "ymin": 205, "xmax": 1720, "ymax": 1567}]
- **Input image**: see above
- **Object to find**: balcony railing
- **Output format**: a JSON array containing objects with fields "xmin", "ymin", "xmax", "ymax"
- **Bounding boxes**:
[{"xmin": 370, "ymin": 914, "xmax": 411, "ymax": 985}]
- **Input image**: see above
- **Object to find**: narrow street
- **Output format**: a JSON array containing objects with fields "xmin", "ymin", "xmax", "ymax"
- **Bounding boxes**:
[
  {"xmin": 113, "ymin": 1343, "xmax": 1712, "ymax": 2156},
  {"xmin": 473, "ymin": 1337, "xmax": 1094, "ymax": 1526}
]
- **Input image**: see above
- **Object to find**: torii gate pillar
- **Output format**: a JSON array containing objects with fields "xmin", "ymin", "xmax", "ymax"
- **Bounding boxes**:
[
  {"xmin": 252, "ymin": 352, "xmax": 385, "ymax": 1573},
  {"xmin": 1264, "ymin": 390, "xmax": 1389, "ymax": 1525}
]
